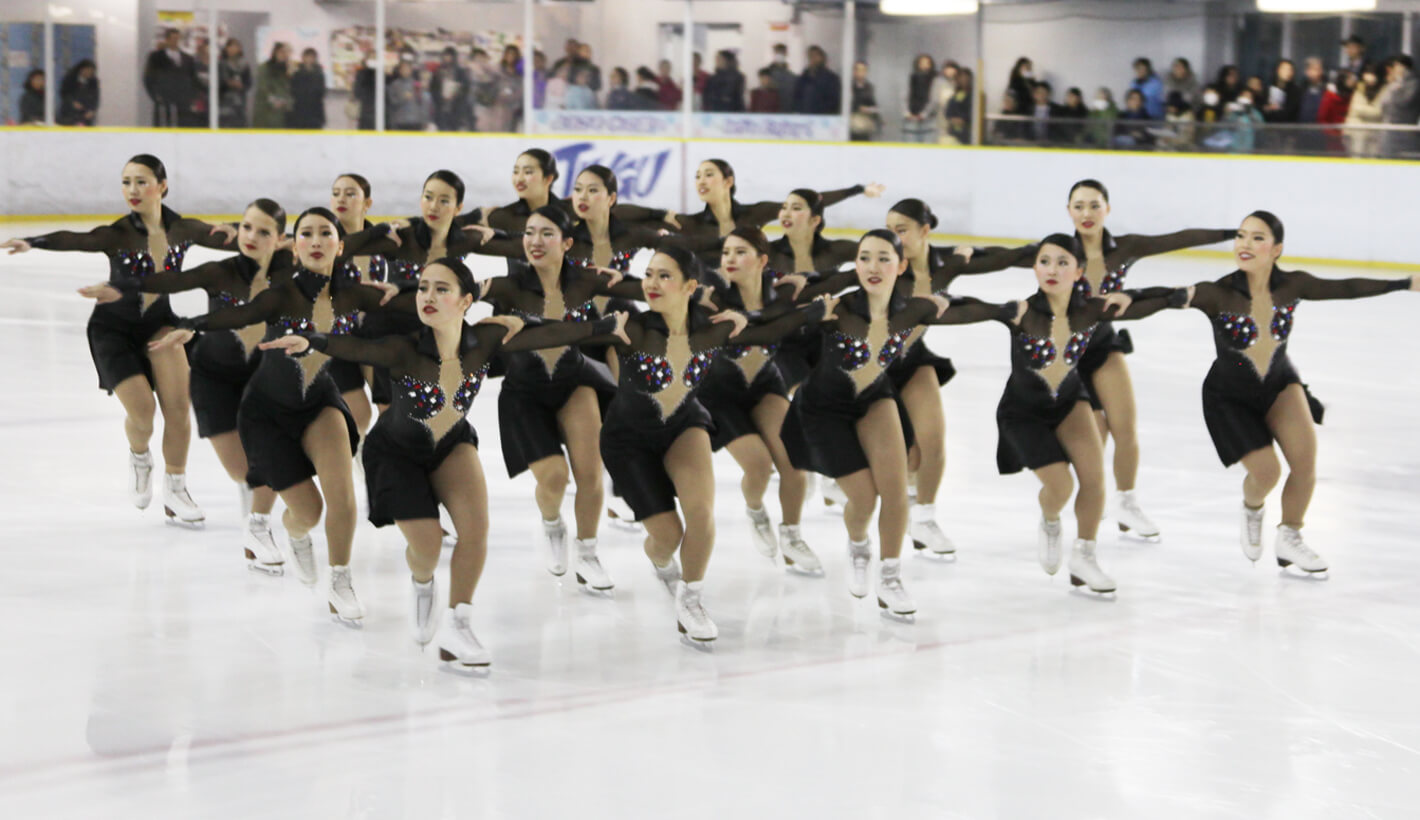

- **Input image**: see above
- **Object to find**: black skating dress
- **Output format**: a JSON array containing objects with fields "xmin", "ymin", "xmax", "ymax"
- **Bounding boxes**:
[
  {"xmin": 928, "ymin": 289, "xmax": 1183, "ymax": 475},
  {"xmin": 675, "ymin": 185, "xmax": 868, "ymax": 268},
  {"xmin": 478, "ymin": 259, "xmax": 645, "ymax": 477},
  {"xmin": 327, "ymin": 220, "xmax": 390, "ymax": 396},
  {"xmin": 176, "ymin": 268, "xmax": 410, "ymax": 491},
  {"xmin": 23, "ymin": 206, "xmax": 234, "ymax": 392},
  {"xmin": 601, "ymin": 301, "xmax": 828, "ymax": 520},
  {"xmin": 485, "ymin": 196, "xmax": 666, "ymax": 237},
  {"xmin": 341, "ymin": 220, "xmax": 486, "ymax": 405},
  {"xmin": 301, "ymin": 315, "xmax": 618, "ymax": 526},
  {"xmin": 129, "ymin": 249, "xmax": 296, "ymax": 438},
  {"xmin": 1183, "ymin": 268, "xmax": 1411, "ymax": 466},
  {"xmin": 694, "ymin": 270, "xmax": 801, "ymax": 450}
]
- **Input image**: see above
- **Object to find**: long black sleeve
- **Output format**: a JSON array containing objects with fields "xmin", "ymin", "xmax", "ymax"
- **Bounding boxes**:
[
  {"xmin": 136, "ymin": 259, "xmax": 228, "ymax": 294},
  {"xmin": 1118, "ymin": 228, "xmax": 1234, "ymax": 259},
  {"xmin": 817, "ymin": 185, "xmax": 866, "ymax": 209},
  {"xmin": 722, "ymin": 300, "xmax": 828, "ymax": 346},
  {"xmin": 306, "ymin": 333, "xmax": 414, "ymax": 370},
  {"xmin": 914, "ymin": 296, "xmax": 1017, "ymax": 326},
  {"xmin": 182, "ymin": 287, "xmax": 283, "ymax": 331},
  {"xmin": 25, "ymin": 225, "xmax": 123, "ymax": 252},
  {"xmin": 1292, "ymin": 271, "xmax": 1411, "ymax": 301},
  {"xmin": 342, "ymin": 225, "xmax": 402, "ymax": 257},
  {"xmin": 499, "ymin": 315, "xmax": 619, "ymax": 353}
]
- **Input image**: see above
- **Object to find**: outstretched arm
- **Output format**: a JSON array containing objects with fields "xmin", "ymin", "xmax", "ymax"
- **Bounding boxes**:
[
  {"xmin": 7, "ymin": 225, "xmax": 124, "ymax": 253},
  {"xmin": 1100, "ymin": 287, "xmax": 1191, "ymax": 321},
  {"xmin": 1292, "ymin": 271, "xmax": 1413, "ymax": 301},
  {"xmin": 1119, "ymin": 228, "xmax": 1234, "ymax": 259},
  {"xmin": 946, "ymin": 243, "xmax": 1039, "ymax": 279},
  {"xmin": 269, "ymin": 332, "xmax": 413, "ymax": 369},
  {"xmin": 342, "ymin": 224, "xmax": 403, "ymax": 257},
  {"xmin": 910, "ymin": 295, "xmax": 1018, "ymax": 326},
  {"xmin": 797, "ymin": 269, "xmax": 858, "ymax": 301},
  {"xmin": 498, "ymin": 313, "xmax": 626, "ymax": 353},
  {"xmin": 171, "ymin": 218, "xmax": 240, "ymax": 251},
  {"xmin": 133, "ymin": 258, "xmax": 229, "ymax": 294},
  {"xmin": 719, "ymin": 298, "xmax": 830, "ymax": 346},
  {"xmin": 611, "ymin": 203, "xmax": 669, "ymax": 223},
  {"xmin": 180, "ymin": 286, "xmax": 284, "ymax": 331}
]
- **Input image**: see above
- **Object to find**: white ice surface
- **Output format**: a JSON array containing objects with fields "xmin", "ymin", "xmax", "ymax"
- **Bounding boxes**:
[{"xmin": 1, "ymin": 226, "xmax": 1418, "ymax": 819}]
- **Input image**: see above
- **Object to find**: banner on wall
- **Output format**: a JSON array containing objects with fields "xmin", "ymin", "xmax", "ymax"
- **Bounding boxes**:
[
  {"xmin": 693, "ymin": 113, "xmax": 841, "ymax": 141},
  {"xmin": 546, "ymin": 140, "xmax": 678, "ymax": 204},
  {"xmin": 535, "ymin": 110, "xmax": 682, "ymax": 138}
]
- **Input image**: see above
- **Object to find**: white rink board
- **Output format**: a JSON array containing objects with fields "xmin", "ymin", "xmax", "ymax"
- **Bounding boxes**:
[{"xmin": 1, "ymin": 129, "xmax": 1416, "ymax": 266}]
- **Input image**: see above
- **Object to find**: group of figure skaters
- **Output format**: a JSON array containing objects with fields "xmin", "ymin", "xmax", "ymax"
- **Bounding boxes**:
[{"xmin": 4, "ymin": 147, "xmax": 1414, "ymax": 669}]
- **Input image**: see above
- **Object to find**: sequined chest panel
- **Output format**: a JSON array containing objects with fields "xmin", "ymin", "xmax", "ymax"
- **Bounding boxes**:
[
  {"xmin": 628, "ymin": 350, "xmax": 717, "ymax": 391},
  {"xmin": 397, "ymin": 367, "xmax": 488, "ymax": 421},
  {"xmin": 1019, "ymin": 326, "xmax": 1095, "ymax": 370},
  {"xmin": 119, "ymin": 242, "xmax": 192, "ymax": 311},
  {"xmin": 829, "ymin": 328, "xmax": 914, "ymax": 371},
  {"xmin": 1074, "ymin": 266, "xmax": 1126, "ymax": 299},
  {"xmin": 1215, "ymin": 301, "xmax": 1297, "ymax": 350}
]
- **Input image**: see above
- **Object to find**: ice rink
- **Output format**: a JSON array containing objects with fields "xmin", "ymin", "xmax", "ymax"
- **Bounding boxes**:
[{"xmin": 1, "ymin": 227, "xmax": 1417, "ymax": 819}]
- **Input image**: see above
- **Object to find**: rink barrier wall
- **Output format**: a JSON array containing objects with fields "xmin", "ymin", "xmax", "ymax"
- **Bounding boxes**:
[{"xmin": 1, "ymin": 127, "xmax": 1416, "ymax": 269}]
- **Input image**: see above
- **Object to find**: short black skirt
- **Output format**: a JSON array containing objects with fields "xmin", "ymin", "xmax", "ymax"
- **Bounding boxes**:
[
  {"xmin": 1202, "ymin": 357, "xmax": 1323, "ymax": 467},
  {"xmin": 600, "ymin": 400, "xmax": 714, "ymax": 521},
  {"xmin": 85, "ymin": 302, "xmax": 179, "ymax": 393},
  {"xmin": 995, "ymin": 378, "xmax": 1093, "ymax": 475},
  {"xmin": 772, "ymin": 326, "xmax": 825, "ymax": 390},
  {"xmin": 1076, "ymin": 322, "xmax": 1133, "ymax": 411},
  {"xmin": 781, "ymin": 373, "xmax": 914, "ymax": 479},
  {"xmin": 327, "ymin": 358, "xmax": 368, "ymax": 395},
  {"xmin": 887, "ymin": 338, "xmax": 957, "ymax": 392},
  {"xmin": 189, "ymin": 356, "xmax": 257, "ymax": 439},
  {"xmin": 696, "ymin": 360, "xmax": 789, "ymax": 451},
  {"xmin": 362, "ymin": 421, "xmax": 479, "ymax": 527},
  {"xmin": 238, "ymin": 377, "xmax": 358, "ymax": 491},
  {"xmin": 496, "ymin": 357, "xmax": 616, "ymax": 477}
]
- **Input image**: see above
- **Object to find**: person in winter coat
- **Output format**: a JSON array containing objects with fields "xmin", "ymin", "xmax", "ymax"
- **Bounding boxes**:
[
  {"xmin": 1129, "ymin": 57, "xmax": 1165, "ymax": 120},
  {"xmin": 1164, "ymin": 58, "xmax": 1201, "ymax": 109},
  {"xmin": 1006, "ymin": 57, "xmax": 1035, "ymax": 114},
  {"xmin": 18, "ymin": 70, "xmax": 45, "ymax": 124},
  {"xmin": 762, "ymin": 43, "xmax": 796, "ymax": 113},
  {"xmin": 387, "ymin": 60, "xmax": 426, "ymax": 130},
  {"xmin": 251, "ymin": 42, "xmax": 293, "ymax": 129},
  {"xmin": 1345, "ymin": 64, "xmax": 1386, "ymax": 157},
  {"xmin": 702, "ymin": 50, "xmax": 746, "ymax": 112},
  {"xmin": 793, "ymin": 45, "xmax": 841, "ymax": 114},
  {"xmin": 287, "ymin": 48, "xmax": 327, "ymax": 130},
  {"xmin": 429, "ymin": 47, "xmax": 473, "ymax": 132},
  {"xmin": 903, "ymin": 54, "xmax": 937, "ymax": 143},
  {"xmin": 217, "ymin": 39, "xmax": 251, "ymax": 128},
  {"xmin": 58, "ymin": 60, "xmax": 100, "ymax": 126},
  {"xmin": 1381, "ymin": 55, "xmax": 1420, "ymax": 157},
  {"xmin": 1317, "ymin": 69, "xmax": 1353, "ymax": 153}
]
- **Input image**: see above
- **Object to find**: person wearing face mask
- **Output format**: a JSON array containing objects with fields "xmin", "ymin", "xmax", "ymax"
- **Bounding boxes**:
[
  {"xmin": 1168, "ymin": 211, "xmax": 1418, "ymax": 575},
  {"xmin": 1223, "ymin": 88, "xmax": 1265, "ymax": 153},
  {"xmin": 761, "ymin": 43, "xmax": 797, "ymax": 114},
  {"xmin": 1085, "ymin": 87, "xmax": 1118, "ymax": 147}
]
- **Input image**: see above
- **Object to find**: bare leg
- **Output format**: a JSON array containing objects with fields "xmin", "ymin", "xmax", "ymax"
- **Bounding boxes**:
[
  {"xmin": 301, "ymin": 407, "xmax": 357, "ymax": 566},
  {"xmin": 1054, "ymin": 401, "xmax": 1108, "ymax": 541},
  {"xmin": 1266, "ymin": 384, "xmax": 1318, "ymax": 529},
  {"xmin": 396, "ymin": 518, "xmax": 443, "ymax": 584},
  {"xmin": 209, "ymin": 431, "xmax": 276, "ymax": 514},
  {"xmin": 641, "ymin": 511, "xmax": 684, "ymax": 568},
  {"xmin": 898, "ymin": 366, "xmax": 946, "ymax": 504},
  {"xmin": 837, "ymin": 468, "xmax": 877, "ymax": 543},
  {"xmin": 1031, "ymin": 463, "xmax": 1075, "ymax": 522},
  {"xmin": 146, "ymin": 336, "xmax": 192, "ymax": 472},
  {"xmin": 856, "ymin": 398, "xmax": 911, "ymax": 559},
  {"xmin": 556, "ymin": 386, "xmax": 605, "ymax": 540},
  {"xmin": 430, "ymin": 443, "xmax": 490, "ymax": 605},
  {"xmin": 111, "ymin": 374, "xmax": 156, "ymax": 455},
  {"xmin": 278, "ymin": 479, "xmax": 323, "ymax": 539},
  {"xmin": 663, "ymin": 428, "xmax": 717, "ymax": 582},
  {"xmin": 751, "ymin": 394, "xmax": 807, "ymax": 526},
  {"xmin": 725, "ymin": 435, "xmax": 773, "ymax": 510},
  {"xmin": 1239, "ymin": 447, "xmax": 1282, "ymax": 509},
  {"xmin": 1089, "ymin": 353, "xmax": 1140, "ymax": 491},
  {"xmin": 527, "ymin": 455, "xmax": 570, "ymax": 522}
]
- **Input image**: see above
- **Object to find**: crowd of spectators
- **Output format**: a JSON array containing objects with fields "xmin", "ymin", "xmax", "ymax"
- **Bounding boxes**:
[{"xmin": 990, "ymin": 36, "xmax": 1420, "ymax": 157}]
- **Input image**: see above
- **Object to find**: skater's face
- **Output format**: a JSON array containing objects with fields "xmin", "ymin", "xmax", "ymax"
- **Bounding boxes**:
[
  {"xmin": 695, "ymin": 162, "xmax": 733, "ymax": 202},
  {"xmin": 237, "ymin": 206, "xmax": 282, "ymax": 262},
  {"xmin": 1067, "ymin": 185, "xmax": 1109, "ymax": 234},
  {"xmin": 293, "ymin": 213, "xmax": 343, "ymax": 272},
  {"xmin": 642, "ymin": 252, "xmax": 698, "ymax": 310},
  {"xmin": 720, "ymin": 234, "xmax": 767, "ymax": 284},
  {"xmin": 1033, "ymin": 242, "xmax": 1082, "ymax": 294},
  {"xmin": 1234, "ymin": 216, "xmax": 1282, "ymax": 273},
  {"xmin": 420, "ymin": 179, "xmax": 460, "ymax": 227},
  {"xmin": 522, "ymin": 213, "xmax": 572, "ymax": 265},
  {"xmin": 886, "ymin": 210, "xmax": 930, "ymax": 257},
  {"xmin": 330, "ymin": 176, "xmax": 371, "ymax": 227},
  {"xmin": 512, "ymin": 154, "xmax": 552, "ymax": 200},
  {"xmin": 778, "ymin": 194, "xmax": 819, "ymax": 236},
  {"xmin": 121, "ymin": 162, "xmax": 165, "ymax": 212},
  {"xmin": 855, "ymin": 235, "xmax": 907, "ymax": 296},
  {"xmin": 572, "ymin": 170, "xmax": 615, "ymax": 219},
  {"xmin": 416, "ymin": 265, "xmax": 473, "ymax": 326}
]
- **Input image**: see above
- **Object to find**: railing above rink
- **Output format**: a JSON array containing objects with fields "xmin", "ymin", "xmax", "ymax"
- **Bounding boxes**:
[{"xmin": 982, "ymin": 114, "xmax": 1420, "ymax": 160}]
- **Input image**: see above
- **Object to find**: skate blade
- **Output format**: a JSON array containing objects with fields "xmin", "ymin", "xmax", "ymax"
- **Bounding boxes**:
[
  {"xmin": 1068, "ymin": 576, "xmax": 1118, "ymax": 596},
  {"xmin": 328, "ymin": 603, "xmax": 364, "ymax": 627},
  {"xmin": 877, "ymin": 603, "xmax": 917, "ymax": 622},
  {"xmin": 912, "ymin": 542, "xmax": 958, "ymax": 561},
  {"xmin": 783, "ymin": 562, "xmax": 825, "ymax": 578},
  {"xmin": 677, "ymin": 628, "xmax": 717, "ymax": 652},
  {"xmin": 163, "ymin": 511, "xmax": 206, "ymax": 529},
  {"xmin": 246, "ymin": 561, "xmax": 285, "ymax": 577},
  {"xmin": 1277, "ymin": 561, "xmax": 1330, "ymax": 580},
  {"xmin": 574, "ymin": 573, "xmax": 616, "ymax": 594},
  {"xmin": 1117, "ymin": 525, "xmax": 1162, "ymax": 543}
]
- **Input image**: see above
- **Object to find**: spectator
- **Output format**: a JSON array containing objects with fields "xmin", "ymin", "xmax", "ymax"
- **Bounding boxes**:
[
  {"xmin": 1165, "ymin": 57, "xmax": 1201, "ymax": 109},
  {"xmin": 692, "ymin": 52, "xmax": 710, "ymax": 108},
  {"xmin": 935, "ymin": 60, "xmax": 959, "ymax": 141},
  {"xmin": 605, "ymin": 67, "xmax": 640, "ymax": 110},
  {"xmin": 1129, "ymin": 57, "xmax": 1165, "ymax": 120},
  {"xmin": 703, "ymin": 50, "xmax": 746, "ymax": 112},
  {"xmin": 794, "ymin": 45, "xmax": 841, "ymax": 114},
  {"xmin": 993, "ymin": 91, "xmax": 1026, "ymax": 143},
  {"xmin": 565, "ymin": 65, "xmax": 598, "ymax": 109},
  {"xmin": 1245, "ymin": 74, "xmax": 1266, "ymax": 102},
  {"xmin": 550, "ymin": 39, "xmax": 581, "ymax": 82},
  {"xmin": 903, "ymin": 54, "xmax": 937, "ymax": 143},
  {"xmin": 18, "ymin": 70, "xmax": 45, "ymax": 124},
  {"xmin": 577, "ymin": 43, "xmax": 603, "ymax": 94},
  {"xmin": 1163, "ymin": 91, "xmax": 1196, "ymax": 149},
  {"xmin": 656, "ymin": 59, "xmax": 682, "ymax": 110},
  {"xmin": 1114, "ymin": 88, "xmax": 1155, "ymax": 148},
  {"xmin": 353, "ymin": 52, "xmax": 376, "ymax": 130},
  {"xmin": 144, "ymin": 28, "xmax": 196, "ymax": 127},
  {"xmin": 634, "ymin": 67, "xmax": 662, "ymax": 109},
  {"xmin": 1006, "ymin": 57, "xmax": 1034, "ymax": 114},
  {"xmin": 1340, "ymin": 34, "xmax": 1367, "ymax": 77},
  {"xmin": 1345, "ymin": 63, "xmax": 1386, "ymax": 157},
  {"xmin": 1085, "ymin": 86, "xmax": 1118, "ymax": 146},
  {"xmin": 1296, "ymin": 56, "xmax": 1328, "ymax": 151},
  {"xmin": 548, "ymin": 63, "xmax": 579, "ymax": 110},
  {"xmin": 428, "ymin": 47, "xmax": 471, "ymax": 131},
  {"xmin": 532, "ymin": 50, "xmax": 549, "ymax": 110},
  {"xmin": 1318, "ymin": 70, "xmax": 1354, "ymax": 153},
  {"xmin": 217, "ymin": 38, "xmax": 250, "ymax": 128},
  {"xmin": 467, "ymin": 49, "xmax": 496, "ymax": 130},
  {"xmin": 1057, "ymin": 86, "xmax": 1089, "ymax": 143},
  {"xmin": 387, "ymin": 60, "xmax": 426, "ymax": 130},
  {"xmin": 252, "ymin": 42, "xmax": 293, "ymax": 129},
  {"xmin": 1223, "ymin": 88, "xmax": 1265, "ymax": 153},
  {"xmin": 1216, "ymin": 64, "xmax": 1242, "ymax": 105},
  {"xmin": 1381, "ymin": 55, "xmax": 1419, "ymax": 156},
  {"xmin": 1029, "ymin": 80, "xmax": 1064, "ymax": 144},
  {"xmin": 1197, "ymin": 84, "xmax": 1224, "ymax": 123},
  {"xmin": 186, "ymin": 39, "xmax": 210, "ymax": 127},
  {"xmin": 1264, "ymin": 59, "xmax": 1302, "ymax": 122},
  {"xmin": 849, "ymin": 60, "xmax": 879, "ymax": 141},
  {"xmin": 288, "ymin": 48, "xmax": 326, "ymax": 130},
  {"xmin": 58, "ymin": 60, "xmax": 99, "ymax": 126},
  {"xmin": 750, "ymin": 68, "xmax": 780, "ymax": 113},
  {"xmin": 942, "ymin": 66, "xmax": 973, "ymax": 145},
  {"xmin": 763, "ymin": 44, "xmax": 797, "ymax": 113},
  {"xmin": 493, "ymin": 45, "xmax": 524, "ymax": 131}
]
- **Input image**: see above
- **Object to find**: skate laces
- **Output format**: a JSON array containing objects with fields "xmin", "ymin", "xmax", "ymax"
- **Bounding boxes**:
[
  {"xmin": 331, "ymin": 567, "xmax": 354, "ymax": 597},
  {"xmin": 1280, "ymin": 528, "xmax": 1318, "ymax": 560}
]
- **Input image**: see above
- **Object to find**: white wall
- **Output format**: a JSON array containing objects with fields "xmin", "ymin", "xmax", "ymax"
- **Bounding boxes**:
[{"xmin": 1, "ymin": 128, "xmax": 1414, "ymax": 268}]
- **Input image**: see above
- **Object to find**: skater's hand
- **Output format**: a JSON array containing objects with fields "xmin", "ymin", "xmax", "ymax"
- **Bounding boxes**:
[
  {"xmin": 594, "ymin": 267, "xmax": 624, "ymax": 289},
  {"xmin": 1101, "ymin": 292, "xmax": 1133, "ymax": 316},
  {"xmin": 1410, "ymin": 276, "xmax": 1419, "ymax": 292},
  {"xmin": 815, "ymin": 293, "xmax": 839, "ymax": 318},
  {"xmin": 208, "ymin": 223, "xmax": 237, "ymax": 245},
  {"xmin": 277, "ymin": 235, "xmax": 295, "ymax": 252},
  {"xmin": 928, "ymin": 293, "xmax": 952, "ymax": 317},
  {"xmin": 477, "ymin": 313, "xmax": 525, "ymax": 342},
  {"xmin": 461, "ymin": 224, "xmax": 496, "ymax": 244},
  {"xmin": 712, "ymin": 309, "xmax": 750, "ymax": 338},
  {"xmin": 610, "ymin": 310, "xmax": 631, "ymax": 345},
  {"xmin": 258, "ymin": 334, "xmax": 310, "ymax": 355},
  {"xmin": 662, "ymin": 211, "xmax": 682, "ymax": 229},
  {"xmin": 78, "ymin": 282, "xmax": 123, "ymax": 303},
  {"xmin": 863, "ymin": 182, "xmax": 886, "ymax": 199},
  {"xmin": 149, "ymin": 328, "xmax": 194, "ymax": 351},
  {"xmin": 369, "ymin": 281, "xmax": 400, "ymax": 305},
  {"xmin": 777, "ymin": 273, "xmax": 809, "ymax": 300},
  {"xmin": 1008, "ymin": 300, "xmax": 1027, "ymax": 325},
  {"xmin": 380, "ymin": 223, "xmax": 404, "ymax": 247},
  {"xmin": 953, "ymin": 245, "xmax": 975, "ymax": 262},
  {"xmin": 1182, "ymin": 285, "xmax": 1196, "ymax": 307},
  {"xmin": 386, "ymin": 218, "xmax": 411, "ymax": 232},
  {"xmin": 1, "ymin": 238, "xmax": 31, "ymax": 255}
]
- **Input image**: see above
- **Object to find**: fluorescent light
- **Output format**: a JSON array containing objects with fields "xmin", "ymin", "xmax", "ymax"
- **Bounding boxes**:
[
  {"xmin": 1257, "ymin": 1, "xmax": 1376, "ymax": 11},
  {"xmin": 881, "ymin": 0, "xmax": 979, "ymax": 16}
]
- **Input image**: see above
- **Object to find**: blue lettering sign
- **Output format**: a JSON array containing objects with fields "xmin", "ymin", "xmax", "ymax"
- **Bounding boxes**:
[{"xmin": 551, "ymin": 141, "xmax": 673, "ymax": 200}]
